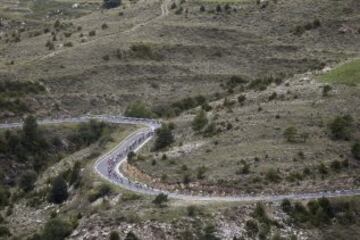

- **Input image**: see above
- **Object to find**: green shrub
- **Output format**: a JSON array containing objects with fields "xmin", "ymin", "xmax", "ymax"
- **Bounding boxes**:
[
  {"xmin": 283, "ymin": 126, "xmax": 297, "ymax": 143},
  {"xmin": 192, "ymin": 110, "xmax": 208, "ymax": 132},
  {"xmin": 89, "ymin": 30, "xmax": 96, "ymax": 36},
  {"xmin": 200, "ymin": 225, "xmax": 220, "ymax": 240},
  {"xmin": 124, "ymin": 101, "xmax": 153, "ymax": 118},
  {"xmin": 329, "ymin": 115, "xmax": 353, "ymax": 140},
  {"xmin": 0, "ymin": 225, "xmax": 10, "ymax": 237},
  {"xmin": 19, "ymin": 170, "xmax": 37, "ymax": 192},
  {"xmin": 281, "ymin": 199, "xmax": 292, "ymax": 213},
  {"xmin": 265, "ymin": 169, "xmax": 281, "ymax": 183},
  {"xmin": 245, "ymin": 220, "xmax": 258, "ymax": 237},
  {"xmin": 121, "ymin": 192, "xmax": 141, "ymax": 201},
  {"xmin": 88, "ymin": 184, "xmax": 112, "ymax": 202},
  {"xmin": 153, "ymin": 124, "xmax": 174, "ymax": 151},
  {"xmin": 0, "ymin": 186, "xmax": 10, "ymax": 208},
  {"xmin": 41, "ymin": 218, "xmax": 72, "ymax": 240},
  {"xmin": 352, "ymin": 142, "xmax": 360, "ymax": 160},
  {"xmin": 48, "ymin": 176, "xmax": 68, "ymax": 204},
  {"xmin": 152, "ymin": 193, "xmax": 168, "ymax": 207},
  {"xmin": 64, "ymin": 42, "xmax": 73, "ymax": 47},
  {"xmin": 109, "ymin": 231, "xmax": 120, "ymax": 240}
]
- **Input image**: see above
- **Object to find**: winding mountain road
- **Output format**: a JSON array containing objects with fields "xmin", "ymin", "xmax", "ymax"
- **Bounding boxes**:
[{"xmin": 1, "ymin": 115, "xmax": 360, "ymax": 202}]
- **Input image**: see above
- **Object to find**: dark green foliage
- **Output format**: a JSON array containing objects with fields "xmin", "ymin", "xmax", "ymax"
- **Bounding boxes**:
[
  {"xmin": 248, "ymin": 76, "xmax": 282, "ymax": 91},
  {"xmin": 152, "ymin": 95, "xmax": 208, "ymax": 118},
  {"xmin": 265, "ymin": 169, "xmax": 281, "ymax": 183},
  {"xmin": 103, "ymin": 0, "xmax": 121, "ymax": 9},
  {"xmin": 200, "ymin": 225, "xmax": 220, "ymax": 240},
  {"xmin": 203, "ymin": 122, "xmax": 217, "ymax": 137},
  {"xmin": 0, "ymin": 225, "xmax": 11, "ymax": 237},
  {"xmin": 109, "ymin": 231, "xmax": 120, "ymax": 240},
  {"xmin": 281, "ymin": 198, "xmax": 341, "ymax": 227},
  {"xmin": 124, "ymin": 101, "xmax": 153, "ymax": 118},
  {"xmin": 322, "ymin": 85, "xmax": 332, "ymax": 97},
  {"xmin": 281, "ymin": 199, "xmax": 292, "ymax": 213},
  {"xmin": 48, "ymin": 176, "xmax": 68, "ymax": 204},
  {"xmin": 127, "ymin": 151, "xmax": 136, "ymax": 164},
  {"xmin": 245, "ymin": 220, "xmax": 258, "ymax": 237},
  {"xmin": 196, "ymin": 166, "xmax": 207, "ymax": 179},
  {"xmin": 352, "ymin": 142, "xmax": 360, "ymax": 160},
  {"xmin": 318, "ymin": 162, "xmax": 328, "ymax": 175},
  {"xmin": 88, "ymin": 184, "xmax": 112, "ymax": 202},
  {"xmin": 19, "ymin": 170, "xmax": 37, "ymax": 192},
  {"xmin": 153, "ymin": 124, "xmax": 174, "ymax": 151},
  {"xmin": 329, "ymin": 115, "xmax": 353, "ymax": 140},
  {"xmin": 152, "ymin": 193, "xmax": 168, "ymax": 207},
  {"xmin": 124, "ymin": 231, "xmax": 139, "ymax": 240},
  {"xmin": 69, "ymin": 120, "xmax": 107, "ymax": 147},
  {"xmin": 283, "ymin": 126, "xmax": 297, "ymax": 143},
  {"xmin": 0, "ymin": 186, "xmax": 10, "ymax": 208},
  {"xmin": 41, "ymin": 218, "xmax": 72, "ymax": 240},
  {"xmin": 69, "ymin": 161, "xmax": 81, "ymax": 187},
  {"xmin": 0, "ymin": 80, "xmax": 45, "ymax": 98},
  {"xmin": 237, "ymin": 95, "xmax": 246, "ymax": 104},
  {"xmin": 192, "ymin": 110, "xmax": 208, "ymax": 132},
  {"xmin": 130, "ymin": 43, "xmax": 159, "ymax": 60}
]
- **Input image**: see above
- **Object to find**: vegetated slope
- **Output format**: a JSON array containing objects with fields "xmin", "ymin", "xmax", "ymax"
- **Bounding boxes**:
[{"xmin": 0, "ymin": 0, "xmax": 359, "ymax": 118}]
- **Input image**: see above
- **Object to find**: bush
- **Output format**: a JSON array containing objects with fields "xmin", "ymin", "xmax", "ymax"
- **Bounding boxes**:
[
  {"xmin": 153, "ymin": 124, "xmax": 174, "ymax": 151},
  {"xmin": 265, "ymin": 169, "xmax": 281, "ymax": 183},
  {"xmin": 322, "ymin": 85, "xmax": 332, "ymax": 97},
  {"xmin": 0, "ymin": 186, "xmax": 10, "ymax": 208},
  {"xmin": 200, "ymin": 225, "xmax": 220, "ymax": 240},
  {"xmin": 102, "ymin": 23, "xmax": 109, "ymax": 30},
  {"xmin": 41, "ymin": 218, "xmax": 72, "ymax": 240},
  {"xmin": 245, "ymin": 220, "xmax": 258, "ymax": 237},
  {"xmin": 329, "ymin": 115, "xmax": 353, "ymax": 140},
  {"xmin": 69, "ymin": 161, "xmax": 81, "ymax": 187},
  {"xmin": 192, "ymin": 110, "xmax": 208, "ymax": 132},
  {"xmin": 19, "ymin": 170, "xmax": 37, "ymax": 192},
  {"xmin": 283, "ymin": 126, "xmax": 297, "ymax": 143},
  {"xmin": 124, "ymin": 101, "xmax": 153, "ymax": 118},
  {"xmin": 352, "ymin": 142, "xmax": 360, "ymax": 160},
  {"xmin": 130, "ymin": 43, "xmax": 159, "ymax": 60},
  {"xmin": 88, "ymin": 184, "xmax": 112, "ymax": 202},
  {"xmin": 152, "ymin": 193, "xmax": 168, "ymax": 207},
  {"xmin": 109, "ymin": 231, "xmax": 120, "ymax": 240},
  {"xmin": 281, "ymin": 199, "xmax": 292, "ymax": 213},
  {"xmin": 64, "ymin": 42, "xmax": 73, "ymax": 47},
  {"xmin": 0, "ymin": 226, "xmax": 10, "ymax": 237},
  {"xmin": 89, "ymin": 30, "xmax": 96, "ymax": 36},
  {"xmin": 48, "ymin": 176, "xmax": 68, "ymax": 204}
]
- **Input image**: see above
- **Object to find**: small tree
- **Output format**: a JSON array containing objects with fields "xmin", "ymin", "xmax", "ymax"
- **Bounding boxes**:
[
  {"xmin": 352, "ymin": 142, "xmax": 360, "ymax": 160},
  {"xmin": 23, "ymin": 115, "xmax": 39, "ymax": 142},
  {"xmin": 283, "ymin": 126, "xmax": 297, "ymax": 143},
  {"xmin": 245, "ymin": 220, "xmax": 258, "ymax": 237},
  {"xmin": 48, "ymin": 176, "xmax": 68, "ymax": 204},
  {"xmin": 152, "ymin": 193, "xmax": 168, "ymax": 207},
  {"xmin": 329, "ymin": 115, "xmax": 353, "ymax": 140},
  {"xmin": 200, "ymin": 225, "xmax": 220, "ymax": 240},
  {"xmin": 19, "ymin": 170, "xmax": 37, "ymax": 192},
  {"xmin": 109, "ymin": 231, "xmax": 120, "ymax": 240},
  {"xmin": 192, "ymin": 110, "xmax": 208, "ymax": 132},
  {"xmin": 41, "ymin": 218, "xmax": 72, "ymax": 240},
  {"xmin": 153, "ymin": 124, "xmax": 174, "ymax": 151}
]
